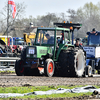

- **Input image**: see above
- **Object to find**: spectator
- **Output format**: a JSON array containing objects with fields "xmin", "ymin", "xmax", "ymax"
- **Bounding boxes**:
[
  {"xmin": 91, "ymin": 28, "xmax": 98, "ymax": 35},
  {"xmin": 74, "ymin": 38, "xmax": 83, "ymax": 49}
]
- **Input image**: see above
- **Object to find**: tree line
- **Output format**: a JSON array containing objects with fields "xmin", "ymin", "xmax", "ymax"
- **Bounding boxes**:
[{"xmin": 0, "ymin": 2, "xmax": 100, "ymax": 38}]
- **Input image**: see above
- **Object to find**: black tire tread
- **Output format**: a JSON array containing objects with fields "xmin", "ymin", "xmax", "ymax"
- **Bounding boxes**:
[
  {"xmin": 15, "ymin": 60, "xmax": 24, "ymax": 76},
  {"xmin": 58, "ymin": 48, "xmax": 86, "ymax": 77}
]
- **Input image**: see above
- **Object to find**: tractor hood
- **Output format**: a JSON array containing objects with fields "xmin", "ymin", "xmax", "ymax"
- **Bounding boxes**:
[
  {"xmin": 83, "ymin": 45, "xmax": 100, "ymax": 58},
  {"xmin": 26, "ymin": 46, "xmax": 53, "ymax": 58}
]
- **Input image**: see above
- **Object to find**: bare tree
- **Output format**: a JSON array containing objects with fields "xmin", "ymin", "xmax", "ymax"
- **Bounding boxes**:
[
  {"xmin": 67, "ymin": 2, "xmax": 100, "ymax": 38},
  {"xmin": 40, "ymin": 13, "xmax": 58, "ymax": 27},
  {"xmin": 60, "ymin": 12, "xmax": 67, "ymax": 21},
  {"xmin": 67, "ymin": 9, "xmax": 77, "ymax": 22},
  {"xmin": 0, "ymin": 2, "xmax": 26, "ymax": 36}
]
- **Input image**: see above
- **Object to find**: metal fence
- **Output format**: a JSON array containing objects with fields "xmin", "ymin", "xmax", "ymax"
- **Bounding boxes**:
[{"xmin": 0, "ymin": 57, "xmax": 20, "ymax": 67}]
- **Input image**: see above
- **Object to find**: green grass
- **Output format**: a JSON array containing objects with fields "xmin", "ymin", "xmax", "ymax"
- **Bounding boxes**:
[
  {"xmin": 0, "ymin": 85, "xmax": 99, "ymax": 100},
  {"xmin": 0, "ymin": 85, "xmax": 89, "ymax": 93},
  {"xmin": 0, "ymin": 71, "xmax": 15, "ymax": 74}
]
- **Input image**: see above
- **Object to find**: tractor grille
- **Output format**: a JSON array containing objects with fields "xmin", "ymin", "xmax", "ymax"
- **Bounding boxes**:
[{"xmin": 26, "ymin": 58, "xmax": 39, "ymax": 65}]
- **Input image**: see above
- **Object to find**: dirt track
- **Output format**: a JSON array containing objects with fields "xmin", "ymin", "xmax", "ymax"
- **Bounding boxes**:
[
  {"xmin": 0, "ymin": 74, "xmax": 100, "ymax": 87},
  {"xmin": 0, "ymin": 74, "xmax": 100, "ymax": 100}
]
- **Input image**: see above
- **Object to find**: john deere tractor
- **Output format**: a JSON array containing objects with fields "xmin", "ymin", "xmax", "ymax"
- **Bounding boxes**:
[{"xmin": 15, "ymin": 23, "xmax": 86, "ymax": 77}]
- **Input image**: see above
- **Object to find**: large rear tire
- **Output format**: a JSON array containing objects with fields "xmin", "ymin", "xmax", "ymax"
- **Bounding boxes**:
[
  {"xmin": 44, "ymin": 59, "xmax": 55, "ymax": 77},
  {"xmin": 58, "ymin": 50, "xmax": 70, "ymax": 76},
  {"xmin": 69, "ymin": 48, "xmax": 86, "ymax": 77},
  {"xmin": 58, "ymin": 48, "xmax": 86, "ymax": 77},
  {"xmin": 15, "ymin": 60, "xmax": 25, "ymax": 76}
]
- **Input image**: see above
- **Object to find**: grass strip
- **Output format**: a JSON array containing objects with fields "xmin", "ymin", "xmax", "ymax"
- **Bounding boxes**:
[
  {"xmin": 0, "ymin": 85, "xmax": 99, "ymax": 99},
  {"xmin": 0, "ymin": 71, "xmax": 15, "ymax": 74}
]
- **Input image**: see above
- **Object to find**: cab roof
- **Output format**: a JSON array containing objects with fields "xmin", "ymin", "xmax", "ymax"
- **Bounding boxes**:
[
  {"xmin": 37, "ymin": 27, "xmax": 70, "ymax": 31},
  {"xmin": 54, "ymin": 23, "xmax": 82, "ymax": 30}
]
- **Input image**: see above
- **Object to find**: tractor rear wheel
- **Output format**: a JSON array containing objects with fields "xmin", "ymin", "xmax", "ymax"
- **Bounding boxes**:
[
  {"xmin": 44, "ymin": 59, "xmax": 55, "ymax": 77},
  {"xmin": 58, "ymin": 50, "xmax": 69, "ymax": 76},
  {"xmin": 15, "ymin": 60, "xmax": 25, "ymax": 76},
  {"xmin": 58, "ymin": 48, "xmax": 86, "ymax": 77},
  {"xmin": 68, "ymin": 48, "xmax": 86, "ymax": 77}
]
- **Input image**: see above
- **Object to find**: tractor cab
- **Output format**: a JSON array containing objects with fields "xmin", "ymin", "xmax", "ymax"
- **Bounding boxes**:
[
  {"xmin": 54, "ymin": 22, "xmax": 82, "ymax": 45},
  {"xmin": 33, "ymin": 27, "xmax": 71, "ymax": 61},
  {"xmin": 34, "ymin": 27, "xmax": 70, "ymax": 45}
]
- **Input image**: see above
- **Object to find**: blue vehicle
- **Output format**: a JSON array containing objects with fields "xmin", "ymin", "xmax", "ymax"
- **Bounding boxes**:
[
  {"xmin": 10, "ymin": 37, "xmax": 24, "ymax": 46},
  {"xmin": 10, "ymin": 37, "xmax": 24, "ymax": 52},
  {"xmin": 83, "ymin": 32, "xmax": 100, "ymax": 76}
]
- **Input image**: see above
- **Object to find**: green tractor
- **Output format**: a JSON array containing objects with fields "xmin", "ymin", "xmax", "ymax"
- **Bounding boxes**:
[{"xmin": 15, "ymin": 25, "xmax": 86, "ymax": 77}]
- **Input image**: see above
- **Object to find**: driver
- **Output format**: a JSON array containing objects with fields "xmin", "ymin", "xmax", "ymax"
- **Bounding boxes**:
[
  {"xmin": 74, "ymin": 38, "xmax": 83, "ymax": 49},
  {"xmin": 45, "ymin": 34, "xmax": 54, "ymax": 44}
]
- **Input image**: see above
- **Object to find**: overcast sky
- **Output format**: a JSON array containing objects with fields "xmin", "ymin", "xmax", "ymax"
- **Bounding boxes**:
[{"xmin": 0, "ymin": 0, "xmax": 100, "ymax": 18}]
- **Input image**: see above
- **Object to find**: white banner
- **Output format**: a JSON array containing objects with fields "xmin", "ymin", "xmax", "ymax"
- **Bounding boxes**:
[
  {"xmin": 95, "ymin": 47, "xmax": 100, "ymax": 58},
  {"xmin": 83, "ymin": 47, "xmax": 95, "ymax": 57}
]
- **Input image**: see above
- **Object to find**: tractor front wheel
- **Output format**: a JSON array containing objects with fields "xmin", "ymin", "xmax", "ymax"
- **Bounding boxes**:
[
  {"xmin": 15, "ymin": 60, "xmax": 25, "ymax": 76},
  {"xmin": 86, "ymin": 65, "xmax": 93, "ymax": 77},
  {"xmin": 44, "ymin": 59, "xmax": 55, "ymax": 77}
]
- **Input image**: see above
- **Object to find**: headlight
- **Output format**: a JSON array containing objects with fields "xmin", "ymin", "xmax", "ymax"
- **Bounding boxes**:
[
  {"xmin": 27, "ymin": 54, "xmax": 30, "ymax": 57},
  {"xmin": 28, "ymin": 48, "xmax": 35, "ymax": 54},
  {"xmin": 33, "ymin": 55, "xmax": 37, "ymax": 57}
]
